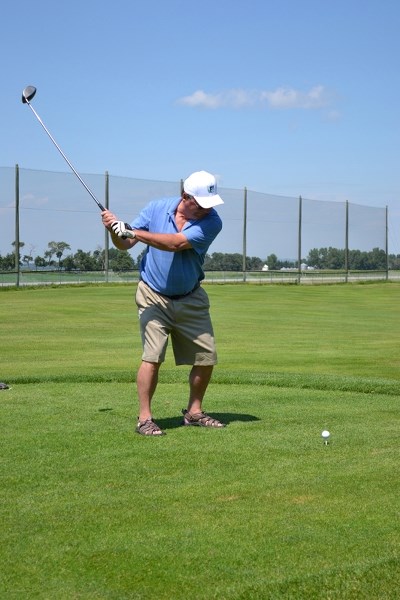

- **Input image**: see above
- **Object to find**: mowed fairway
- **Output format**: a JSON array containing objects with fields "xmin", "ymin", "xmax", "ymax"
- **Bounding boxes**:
[{"xmin": 1, "ymin": 283, "xmax": 399, "ymax": 599}]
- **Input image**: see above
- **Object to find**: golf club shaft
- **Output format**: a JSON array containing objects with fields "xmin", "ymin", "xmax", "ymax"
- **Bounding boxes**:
[{"xmin": 25, "ymin": 101, "xmax": 105, "ymax": 212}]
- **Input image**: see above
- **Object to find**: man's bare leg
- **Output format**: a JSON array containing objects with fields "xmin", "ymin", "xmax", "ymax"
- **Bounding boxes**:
[
  {"xmin": 136, "ymin": 360, "xmax": 161, "ymax": 422},
  {"xmin": 186, "ymin": 365, "xmax": 214, "ymax": 414}
]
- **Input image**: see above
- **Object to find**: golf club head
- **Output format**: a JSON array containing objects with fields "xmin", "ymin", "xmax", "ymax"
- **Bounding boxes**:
[{"xmin": 22, "ymin": 86, "xmax": 37, "ymax": 104}]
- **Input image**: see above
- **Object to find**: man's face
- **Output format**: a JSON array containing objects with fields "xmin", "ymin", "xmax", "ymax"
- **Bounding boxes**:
[{"xmin": 182, "ymin": 194, "xmax": 212, "ymax": 219}]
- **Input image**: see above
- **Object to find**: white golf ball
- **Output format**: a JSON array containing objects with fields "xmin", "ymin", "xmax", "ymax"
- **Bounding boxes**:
[{"xmin": 321, "ymin": 430, "xmax": 330, "ymax": 439}]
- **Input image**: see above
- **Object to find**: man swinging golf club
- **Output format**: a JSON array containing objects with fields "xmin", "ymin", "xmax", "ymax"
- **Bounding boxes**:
[
  {"xmin": 21, "ymin": 88, "xmax": 225, "ymax": 435},
  {"xmin": 102, "ymin": 171, "xmax": 226, "ymax": 436}
]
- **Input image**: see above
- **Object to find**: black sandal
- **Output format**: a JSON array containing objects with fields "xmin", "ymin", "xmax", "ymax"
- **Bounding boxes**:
[
  {"xmin": 136, "ymin": 418, "xmax": 165, "ymax": 436},
  {"xmin": 182, "ymin": 409, "xmax": 225, "ymax": 428}
]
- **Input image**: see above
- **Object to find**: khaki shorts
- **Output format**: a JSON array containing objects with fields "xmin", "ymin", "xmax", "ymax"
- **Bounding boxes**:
[{"xmin": 135, "ymin": 280, "xmax": 218, "ymax": 366}]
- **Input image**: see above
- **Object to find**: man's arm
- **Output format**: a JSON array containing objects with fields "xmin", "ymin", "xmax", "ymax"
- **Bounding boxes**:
[
  {"xmin": 133, "ymin": 230, "xmax": 191, "ymax": 252},
  {"xmin": 102, "ymin": 210, "xmax": 191, "ymax": 252},
  {"xmin": 101, "ymin": 210, "xmax": 139, "ymax": 250}
]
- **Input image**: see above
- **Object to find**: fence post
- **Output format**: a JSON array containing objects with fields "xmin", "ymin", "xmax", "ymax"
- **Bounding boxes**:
[
  {"xmin": 15, "ymin": 164, "xmax": 20, "ymax": 287},
  {"xmin": 345, "ymin": 200, "xmax": 349, "ymax": 283},
  {"xmin": 242, "ymin": 187, "xmax": 247, "ymax": 282},
  {"xmin": 297, "ymin": 196, "xmax": 302, "ymax": 284},
  {"xmin": 104, "ymin": 171, "xmax": 109, "ymax": 282},
  {"xmin": 385, "ymin": 205, "xmax": 389, "ymax": 281}
]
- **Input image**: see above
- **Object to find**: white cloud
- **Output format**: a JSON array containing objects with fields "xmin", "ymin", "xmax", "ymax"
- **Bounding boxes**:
[
  {"xmin": 177, "ymin": 89, "xmax": 255, "ymax": 109},
  {"xmin": 177, "ymin": 85, "xmax": 333, "ymax": 111}
]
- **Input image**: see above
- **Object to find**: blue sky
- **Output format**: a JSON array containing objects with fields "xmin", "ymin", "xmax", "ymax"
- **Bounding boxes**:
[{"xmin": 2, "ymin": 0, "xmax": 400, "ymax": 253}]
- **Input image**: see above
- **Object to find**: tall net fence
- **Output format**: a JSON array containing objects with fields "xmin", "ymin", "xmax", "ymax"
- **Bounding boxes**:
[{"xmin": 0, "ymin": 166, "xmax": 387, "ymax": 265}]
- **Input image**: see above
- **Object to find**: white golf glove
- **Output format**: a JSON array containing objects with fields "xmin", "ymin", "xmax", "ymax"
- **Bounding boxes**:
[{"xmin": 110, "ymin": 221, "xmax": 135, "ymax": 239}]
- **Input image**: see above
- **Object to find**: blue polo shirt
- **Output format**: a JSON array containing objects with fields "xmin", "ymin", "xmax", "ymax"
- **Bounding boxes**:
[{"xmin": 130, "ymin": 196, "xmax": 222, "ymax": 296}]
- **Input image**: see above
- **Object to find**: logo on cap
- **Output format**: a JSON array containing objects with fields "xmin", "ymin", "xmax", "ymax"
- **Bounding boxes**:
[{"xmin": 208, "ymin": 185, "xmax": 215, "ymax": 194}]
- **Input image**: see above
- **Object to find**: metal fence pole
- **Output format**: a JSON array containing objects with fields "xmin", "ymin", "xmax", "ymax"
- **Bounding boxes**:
[
  {"xmin": 242, "ymin": 187, "xmax": 247, "ymax": 282},
  {"xmin": 297, "ymin": 195, "xmax": 302, "ymax": 284},
  {"xmin": 15, "ymin": 164, "xmax": 20, "ymax": 287},
  {"xmin": 104, "ymin": 171, "xmax": 109, "ymax": 282},
  {"xmin": 345, "ymin": 200, "xmax": 349, "ymax": 283},
  {"xmin": 385, "ymin": 205, "xmax": 389, "ymax": 281}
]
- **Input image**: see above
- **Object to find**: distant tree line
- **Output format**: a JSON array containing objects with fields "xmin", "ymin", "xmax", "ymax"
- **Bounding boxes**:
[
  {"xmin": 305, "ymin": 247, "xmax": 391, "ymax": 270},
  {"xmin": 1, "ymin": 242, "xmax": 399, "ymax": 272},
  {"xmin": 0, "ymin": 241, "xmax": 138, "ymax": 272},
  {"xmin": 266, "ymin": 247, "xmax": 396, "ymax": 270}
]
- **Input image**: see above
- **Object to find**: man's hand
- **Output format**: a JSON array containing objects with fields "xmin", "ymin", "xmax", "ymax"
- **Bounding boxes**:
[{"xmin": 111, "ymin": 221, "xmax": 135, "ymax": 239}]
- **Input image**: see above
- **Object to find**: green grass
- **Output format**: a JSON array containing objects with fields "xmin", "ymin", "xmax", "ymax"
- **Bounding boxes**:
[{"xmin": 1, "ymin": 283, "xmax": 399, "ymax": 598}]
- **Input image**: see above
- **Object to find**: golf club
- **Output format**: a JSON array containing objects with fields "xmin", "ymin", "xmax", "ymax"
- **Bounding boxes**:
[
  {"xmin": 22, "ymin": 86, "xmax": 134, "ymax": 238},
  {"xmin": 22, "ymin": 85, "xmax": 108, "ymax": 211}
]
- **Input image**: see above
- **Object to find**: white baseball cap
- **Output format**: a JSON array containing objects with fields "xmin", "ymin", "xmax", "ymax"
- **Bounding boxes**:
[{"xmin": 183, "ymin": 171, "xmax": 224, "ymax": 209}]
